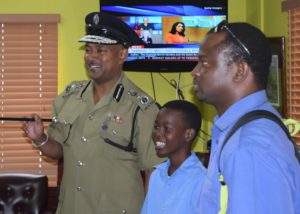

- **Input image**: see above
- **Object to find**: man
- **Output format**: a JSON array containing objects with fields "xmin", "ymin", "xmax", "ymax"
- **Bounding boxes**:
[
  {"xmin": 192, "ymin": 21, "xmax": 300, "ymax": 214},
  {"xmin": 139, "ymin": 17, "xmax": 153, "ymax": 44},
  {"xmin": 22, "ymin": 12, "xmax": 163, "ymax": 214}
]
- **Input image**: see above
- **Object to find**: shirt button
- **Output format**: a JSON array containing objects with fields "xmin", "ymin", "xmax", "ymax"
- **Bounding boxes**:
[
  {"xmin": 88, "ymin": 114, "xmax": 94, "ymax": 120},
  {"xmin": 76, "ymin": 186, "xmax": 82, "ymax": 191},
  {"xmin": 77, "ymin": 160, "xmax": 85, "ymax": 167},
  {"xmin": 81, "ymin": 136, "xmax": 88, "ymax": 143},
  {"xmin": 51, "ymin": 116, "xmax": 58, "ymax": 123}
]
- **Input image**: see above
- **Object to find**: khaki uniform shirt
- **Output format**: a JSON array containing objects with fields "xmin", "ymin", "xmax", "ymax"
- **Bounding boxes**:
[{"xmin": 48, "ymin": 74, "xmax": 163, "ymax": 214}]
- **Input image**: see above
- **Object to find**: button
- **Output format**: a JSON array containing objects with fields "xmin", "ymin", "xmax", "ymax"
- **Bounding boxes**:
[
  {"xmin": 51, "ymin": 116, "xmax": 58, "ymax": 123},
  {"xmin": 88, "ymin": 114, "xmax": 94, "ymax": 120},
  {"xmin": 140, "ymin": 95, "xmax": 149, "ymax": 104},
  {"xmin": 76, "ymin": 186, "xmax": 82, "ymax": 191},
  {"xmin": 77, "ymin": 160, "xmax": 85, "ymax": 167},
  {"xmin": 81, "ymin": 136, "xmax": 88, "ymax": 143},
  {"xmin": 122, "ymin": 210, "xmax": 127, "ymax": 213}
]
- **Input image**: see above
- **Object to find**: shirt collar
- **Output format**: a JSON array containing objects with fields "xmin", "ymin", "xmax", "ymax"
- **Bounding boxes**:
[
  {"xmin": 79, "ymin": 73, "xmax": 126, "ymax": 104},
  {"xmin": 155, "ymin": 152, "xmax": 202, "ymax": 180},
  {"xmin": 214, "ymin": 90, "xmax": 268, "ymax": 132}
]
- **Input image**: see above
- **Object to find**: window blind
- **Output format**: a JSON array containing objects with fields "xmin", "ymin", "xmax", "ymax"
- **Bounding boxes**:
[
  {"xmin": 282, "ymin": 0, "xmax": 300, "ymax": 11},
  {"xmin": 287, "ymin": 8, "xmax": 300, "ymax": 147},
  {"xmin": 0, "ymin": 14, "xmax": 60, "ymax": 187}
]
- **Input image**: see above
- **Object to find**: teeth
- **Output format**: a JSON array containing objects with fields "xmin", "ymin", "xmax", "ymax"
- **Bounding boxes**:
[
  {"xmin": 155, "ymin": 141, "xmax": 166, "ymax": 149},
  {"xmin": 90, "ymin": 65, "xmax": 100, "ymax": 69}
]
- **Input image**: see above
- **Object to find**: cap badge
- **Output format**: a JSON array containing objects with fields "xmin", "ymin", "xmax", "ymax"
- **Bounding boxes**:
[{"xmin": 93, "ymin": 14, "xmax": 100, "ymax": 25}]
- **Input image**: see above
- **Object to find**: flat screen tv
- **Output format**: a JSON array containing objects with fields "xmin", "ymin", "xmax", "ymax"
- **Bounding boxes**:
[{"xmin": 100, "ymin": 0, "xmax": 227, "ymax": 72}]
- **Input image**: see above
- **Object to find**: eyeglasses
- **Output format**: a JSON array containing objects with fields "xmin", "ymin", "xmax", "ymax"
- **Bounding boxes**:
[{"xmin": 212, "ymin": 20, "xmax": 251, "ymax": 57}]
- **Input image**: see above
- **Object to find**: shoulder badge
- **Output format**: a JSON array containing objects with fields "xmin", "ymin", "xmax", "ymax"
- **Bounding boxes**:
[
  {"xmin": 62, "ymin": 80, "xmax": 89, "ymax": 97},
  {"xmin": 128, "ymin": 89, "xmax": 154, "ymax": 110}
]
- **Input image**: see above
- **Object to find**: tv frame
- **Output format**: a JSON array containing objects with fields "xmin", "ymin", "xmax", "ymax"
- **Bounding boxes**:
[{"xmin": 100, "ymin": 0, "xmax": 228, "ymax": 72}]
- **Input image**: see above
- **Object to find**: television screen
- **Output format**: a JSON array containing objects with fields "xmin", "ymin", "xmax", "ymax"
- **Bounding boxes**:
[{"xmin": 100, "ymin": 0, "xmax": 227, "ymax": 72}]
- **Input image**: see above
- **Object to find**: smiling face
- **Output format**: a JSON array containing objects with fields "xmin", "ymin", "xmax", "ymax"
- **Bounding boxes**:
[
  {"xmin": 176, "ymin": 23, "xmax": 184, "ymax": 33},
  {"xmin": 84, "ymin": 43, "xmax": 128, "ymax": 85},
  {"xmin": 152, "ymin": 108, "xmax": 192, "ymax": 159}
]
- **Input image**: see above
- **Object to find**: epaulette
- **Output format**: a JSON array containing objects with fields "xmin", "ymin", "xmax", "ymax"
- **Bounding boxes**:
[
  {"xmin": 62, "ymin": 80, "xmax": 89, "ymax": 97},
  {"xmin": 127, "ymin": 88, "xmax": 155, "ymax": 110}
]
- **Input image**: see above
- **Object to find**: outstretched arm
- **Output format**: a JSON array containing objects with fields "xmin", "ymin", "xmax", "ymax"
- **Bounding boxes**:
[{"xmin": 22, "ymin": 114, "xmax": 63, "ymax": 160}]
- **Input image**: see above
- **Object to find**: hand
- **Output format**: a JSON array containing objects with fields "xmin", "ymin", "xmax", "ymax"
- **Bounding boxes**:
[{"xmin": 22, "ymin": 114, "xmax": 45, "ymax": 142}]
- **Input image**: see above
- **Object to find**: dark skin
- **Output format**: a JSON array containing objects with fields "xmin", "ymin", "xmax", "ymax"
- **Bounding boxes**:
[
  {"xmin": 22, "ymin": 43, "xmax": 153, "ymax": 190},
  {"xmin": 152, "ymin": 108, "xmax": 195, "ymax": 176},
  {"xmin": 22, "ymin": 114, "xmax": 63, "ymax": 160},
  {"xmin": 21, "ymin": 43, "xmax": 127, "ymax": 159},
  {"xmin": 191, "ymin": 32, "xmax": 259, "ymax": 116},
  {"xmin": 84, "ymin": 43, "xmax": 128, "ymax": 103}
]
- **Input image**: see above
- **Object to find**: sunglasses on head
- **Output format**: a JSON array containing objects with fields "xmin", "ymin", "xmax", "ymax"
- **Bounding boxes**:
[{"xmin": 212, "ymin": 20, "xmax": 251, "ymax": 57}]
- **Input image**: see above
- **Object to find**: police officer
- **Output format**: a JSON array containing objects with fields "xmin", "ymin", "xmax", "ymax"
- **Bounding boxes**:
[{"xmin": 22, "ymin": 12, "xmax": 164, "ymax": 214}]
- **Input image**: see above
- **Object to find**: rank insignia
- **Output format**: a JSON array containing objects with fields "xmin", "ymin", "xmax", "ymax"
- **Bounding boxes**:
[
  {"xmin": 101, "ymin": 112, "xmax": 113, "ymax": 130},
  {"xmin": 62, "ymin": 81, "xmax": 88, "ymax": 97},
  {"xmin": 111, "ymin": 115, "xmax": 123, "ymax": 124}
]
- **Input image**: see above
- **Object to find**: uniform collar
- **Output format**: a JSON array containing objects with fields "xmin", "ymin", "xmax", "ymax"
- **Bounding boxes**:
[{"xmin": 79, "ymin": 73, "xmax": 126, "ymax": 104}]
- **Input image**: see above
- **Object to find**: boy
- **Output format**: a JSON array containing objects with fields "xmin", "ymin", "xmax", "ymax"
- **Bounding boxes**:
[{"xmin": 141, "ymin": 100, "xmax": 206, "ymax": 214}]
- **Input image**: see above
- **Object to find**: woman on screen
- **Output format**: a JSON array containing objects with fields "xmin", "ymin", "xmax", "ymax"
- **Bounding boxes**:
[{"xmin": 165, "ymin": 22, "xmax": 189, "ymax": 44}]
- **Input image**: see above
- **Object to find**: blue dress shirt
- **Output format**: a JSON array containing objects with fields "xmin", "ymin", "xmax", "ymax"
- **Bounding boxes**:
[
  {"xmin": 141, "ymin": 152, "xmax": 206, "ymax": 214},
  {"xmin": 199, "ymin": 90, "xmax": 300, "ymax": 214}
]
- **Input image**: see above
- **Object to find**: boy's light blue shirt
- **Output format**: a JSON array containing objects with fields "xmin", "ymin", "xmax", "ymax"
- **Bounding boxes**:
[{"xmin": 141, "ymin": 152, "xmax": 206, "ymax": 214}]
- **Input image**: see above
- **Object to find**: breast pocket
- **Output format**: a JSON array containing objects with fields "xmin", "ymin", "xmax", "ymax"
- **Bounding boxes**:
[
  {"xmin": 49, "ymin": 112, "xmax": 80, "ymax": 145},
  {"xmin": 99, "ymin": 121, "xmax": 136, "ymax": 152}
]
